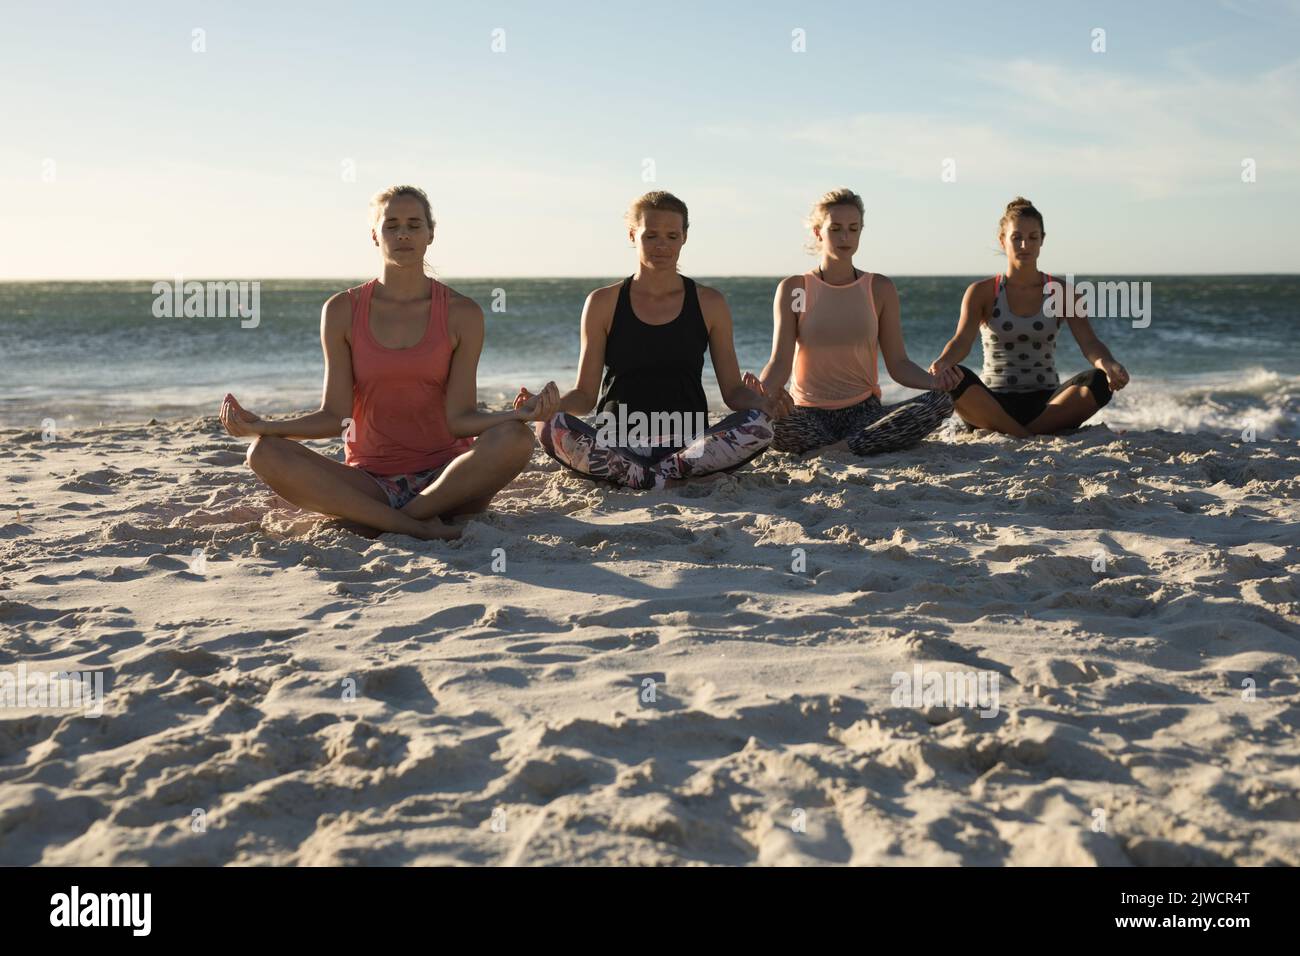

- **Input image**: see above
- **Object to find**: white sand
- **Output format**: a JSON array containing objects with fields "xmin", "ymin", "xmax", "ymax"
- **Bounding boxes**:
[{"xmin": 1, "ymin": 415, "xmax": 1298, "ymax": 865}]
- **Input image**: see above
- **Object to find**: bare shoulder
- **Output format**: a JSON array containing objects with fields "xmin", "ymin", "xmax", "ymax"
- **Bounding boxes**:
[
  {"xmin": 587, "ymin": 281, "xmax": 623, "ymax": 306},
  {"xmin": 960, "ymin": 277, "xmax": 996, "ymax": 325},
  {"xmin": 583, "ymin": 282, "xmax": 622, "ymax": 330},
  {"xmin": 966, "ymin": 276, "xmax": 996, "ymax": 300},
  {"xmin": 445, "ymin": 289, "xmax": 484, "ymax": 346},
  {"xmin": 694, "ymin": 282, "xmax": 729, "ymax": 310},
  {"xmin": 774, "ymin": 275, "xmax": 806, "ymax": 318},
  {"xmin": 446, "ymin": 288, "xmax": 484, "ymax": 320},
  {"xmin": 693, "ymin": 283, "xmax": 731, "ymax": 333},
  {"xmin": 321, "ymin": 291, "xmax": 353, "ymax": 337},
  {"xmin": 868, "ymin": 273, "xmax": 899, "ymax": 310}
]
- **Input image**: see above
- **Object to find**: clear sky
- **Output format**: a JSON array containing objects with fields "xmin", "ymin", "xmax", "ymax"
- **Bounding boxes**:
[{"xmin": 1, "ymin": 0, "xmax": 1297, "ymax": 279}]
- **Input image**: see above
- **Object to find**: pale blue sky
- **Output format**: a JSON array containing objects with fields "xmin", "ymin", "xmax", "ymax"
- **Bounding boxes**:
[{"xmin": 1, "ymin": 0, "xmax": 1297, "ymax": 278}]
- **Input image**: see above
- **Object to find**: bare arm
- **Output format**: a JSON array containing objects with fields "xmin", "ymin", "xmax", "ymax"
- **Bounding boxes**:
[
  {"xmin": 875, "ymin": 275, "xmax": 939, "ymax": 391},
  {"xmin": 515, "ymin": 286, "xmax": 612, "ymax": 417},
  {"xmin": 445, "ymin": 295, "xmax": 558, "ymax": 436},
  {"xmin": 929, "ymin": 280, "xmax": 990, "ymax": 391},
  {"xmin": 220, "ymin": 293, "xmax": 355, "ymax": 440},
  {"xmin": 565, "ymin": 288, "xmax": 614, "ymax": 414},
  {"xmin": 758, "ymin": 275, "xmax": 800, "ymax": 394},
  {"xmin": 700, "ymin": 285, "xmax": 784, "ymax": 416},
  {"xmin": 1065, "ymin": 289, "xmax": 1130, "ymax": 389}
]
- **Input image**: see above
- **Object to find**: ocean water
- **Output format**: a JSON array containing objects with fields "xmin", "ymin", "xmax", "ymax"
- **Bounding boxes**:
[{"xmin": 1, "ymin": 276, "xmax": 1297, "ymax": 439}]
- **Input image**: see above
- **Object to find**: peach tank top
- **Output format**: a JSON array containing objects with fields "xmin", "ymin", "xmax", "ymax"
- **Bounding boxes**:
[{"xmin": 788, "ymin": 270, "xmax": 881, "ymax": 409}]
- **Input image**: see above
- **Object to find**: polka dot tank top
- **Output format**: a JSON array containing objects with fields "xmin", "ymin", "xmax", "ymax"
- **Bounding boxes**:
[{"xmin": 979, "ymin": 273, "xmax": 1063, "ymax": 392}]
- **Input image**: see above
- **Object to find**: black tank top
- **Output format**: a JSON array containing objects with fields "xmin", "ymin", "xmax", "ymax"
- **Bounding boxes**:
[{"xmin": 596, "ymin": 275, "xmax": 710, "ymax": 427}]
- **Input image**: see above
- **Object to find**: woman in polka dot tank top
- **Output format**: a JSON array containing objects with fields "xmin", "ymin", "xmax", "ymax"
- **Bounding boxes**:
[
  {"xmin": 981, "ymin": 273, "xmax": 1062, "ymax": 390},
  {"xmin": 928, "ymin": 197, "xmax": 1130, "ymax": 437}
]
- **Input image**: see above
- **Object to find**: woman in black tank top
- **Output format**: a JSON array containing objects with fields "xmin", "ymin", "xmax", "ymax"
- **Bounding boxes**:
[
  {"xmin": 596, "ymin": 274, "xmax": 709, "ymax": 428},
  {"xmin": 516, "ymin": 191, "xmax": 792, "ymax": 489}
]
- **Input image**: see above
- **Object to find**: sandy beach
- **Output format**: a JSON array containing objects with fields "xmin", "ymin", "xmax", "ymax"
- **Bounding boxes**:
[{"xmin": 1, "ymin": 414, "xmax": 1297, "ymax": 866}]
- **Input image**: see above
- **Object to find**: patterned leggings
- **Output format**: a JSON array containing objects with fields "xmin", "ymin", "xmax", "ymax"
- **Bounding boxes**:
[
  {"xmin": 537, "ymin": 408, "xmax": 775, "ymax": 489},
  {"xmin": 773, "ymin": 390, "xmax": 954, "ymax": 456}
]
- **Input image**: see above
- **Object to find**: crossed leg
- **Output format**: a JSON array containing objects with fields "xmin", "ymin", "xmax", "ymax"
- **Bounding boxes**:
[
  {"xmin": 1027, "ymin": 370, "xmax": 1112, "ymax": 435},
  {"xmin": 1026, "ymin": 388, "xmax": 1099, "ymax": 434},
  {"xmin": 246, "ymin": 421, "xmax": 534, "ymax": 539},
  {"xmin": 844, "ymin": 391, "xmax": 954, "ymax": 456},
  {"xmin": 536, "ymin": 410, "xmax": 774, "ymax": 488},
  {"xmin": 949, "ymin": 368, "xmax": 1033, "ymax": 438},
  {"xmin": 772, "ymin": 405, "xmax": 841, "ymax": 455},
  {"xmin": 953, "ymin": 388, "xmax": 1031, "ymax": 437},
  {"xmin": 535, "ymin": 412, "xmax": 657, "ymax": 489},
  {"xmin": 650, "ymin": 409, "xmax": 774, "ymax": 484},
  {"xmin": 400, "ymin": 421, "xmax": 535, "ymax": 519}
]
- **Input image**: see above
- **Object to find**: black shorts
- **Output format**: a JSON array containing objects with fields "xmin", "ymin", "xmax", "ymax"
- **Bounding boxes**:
[{"xmin": 950, "ymin": 366, "xmax": 1112, "ymax": 427}]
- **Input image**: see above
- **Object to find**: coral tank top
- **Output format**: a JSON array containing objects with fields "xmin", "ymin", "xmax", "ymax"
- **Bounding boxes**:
[{"xmin": 343, "ymin": 278, "xmax": 473, "ymax": 476}]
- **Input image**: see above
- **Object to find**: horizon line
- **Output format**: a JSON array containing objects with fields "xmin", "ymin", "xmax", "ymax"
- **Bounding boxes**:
[{"xmin": 3, "ymin": 271, "xmax": 1299, "ymax": 284}]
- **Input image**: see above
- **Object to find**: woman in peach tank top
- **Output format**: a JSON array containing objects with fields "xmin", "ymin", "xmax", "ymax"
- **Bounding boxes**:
[
  {"xmin": 752, "ymin": 188, "xmax": 954, "ymax": 456},
  {"xmin": 218, "ymin": 185, "xmax": 560, "ymax": 540}
]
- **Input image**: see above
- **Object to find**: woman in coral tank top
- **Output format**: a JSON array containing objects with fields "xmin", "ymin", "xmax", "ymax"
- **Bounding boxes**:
[{"xmin": 218, "ymin": 185, "xmax": 560, "ymax": 540}]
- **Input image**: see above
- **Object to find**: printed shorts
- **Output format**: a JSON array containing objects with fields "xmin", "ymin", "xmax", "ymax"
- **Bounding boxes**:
[{"xmin": 358, "ymin": 462, "xmax": 450, "ymax": 509}]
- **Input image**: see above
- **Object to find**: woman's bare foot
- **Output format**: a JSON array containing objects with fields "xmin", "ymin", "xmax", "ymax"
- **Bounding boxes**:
[
  {"xmin": 415, "ymin": 516, "xmax": 463, "ymax": 541},
  {"xmin": 326, "ymin": 519, "xmax": 382, "ymax": 539}
]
